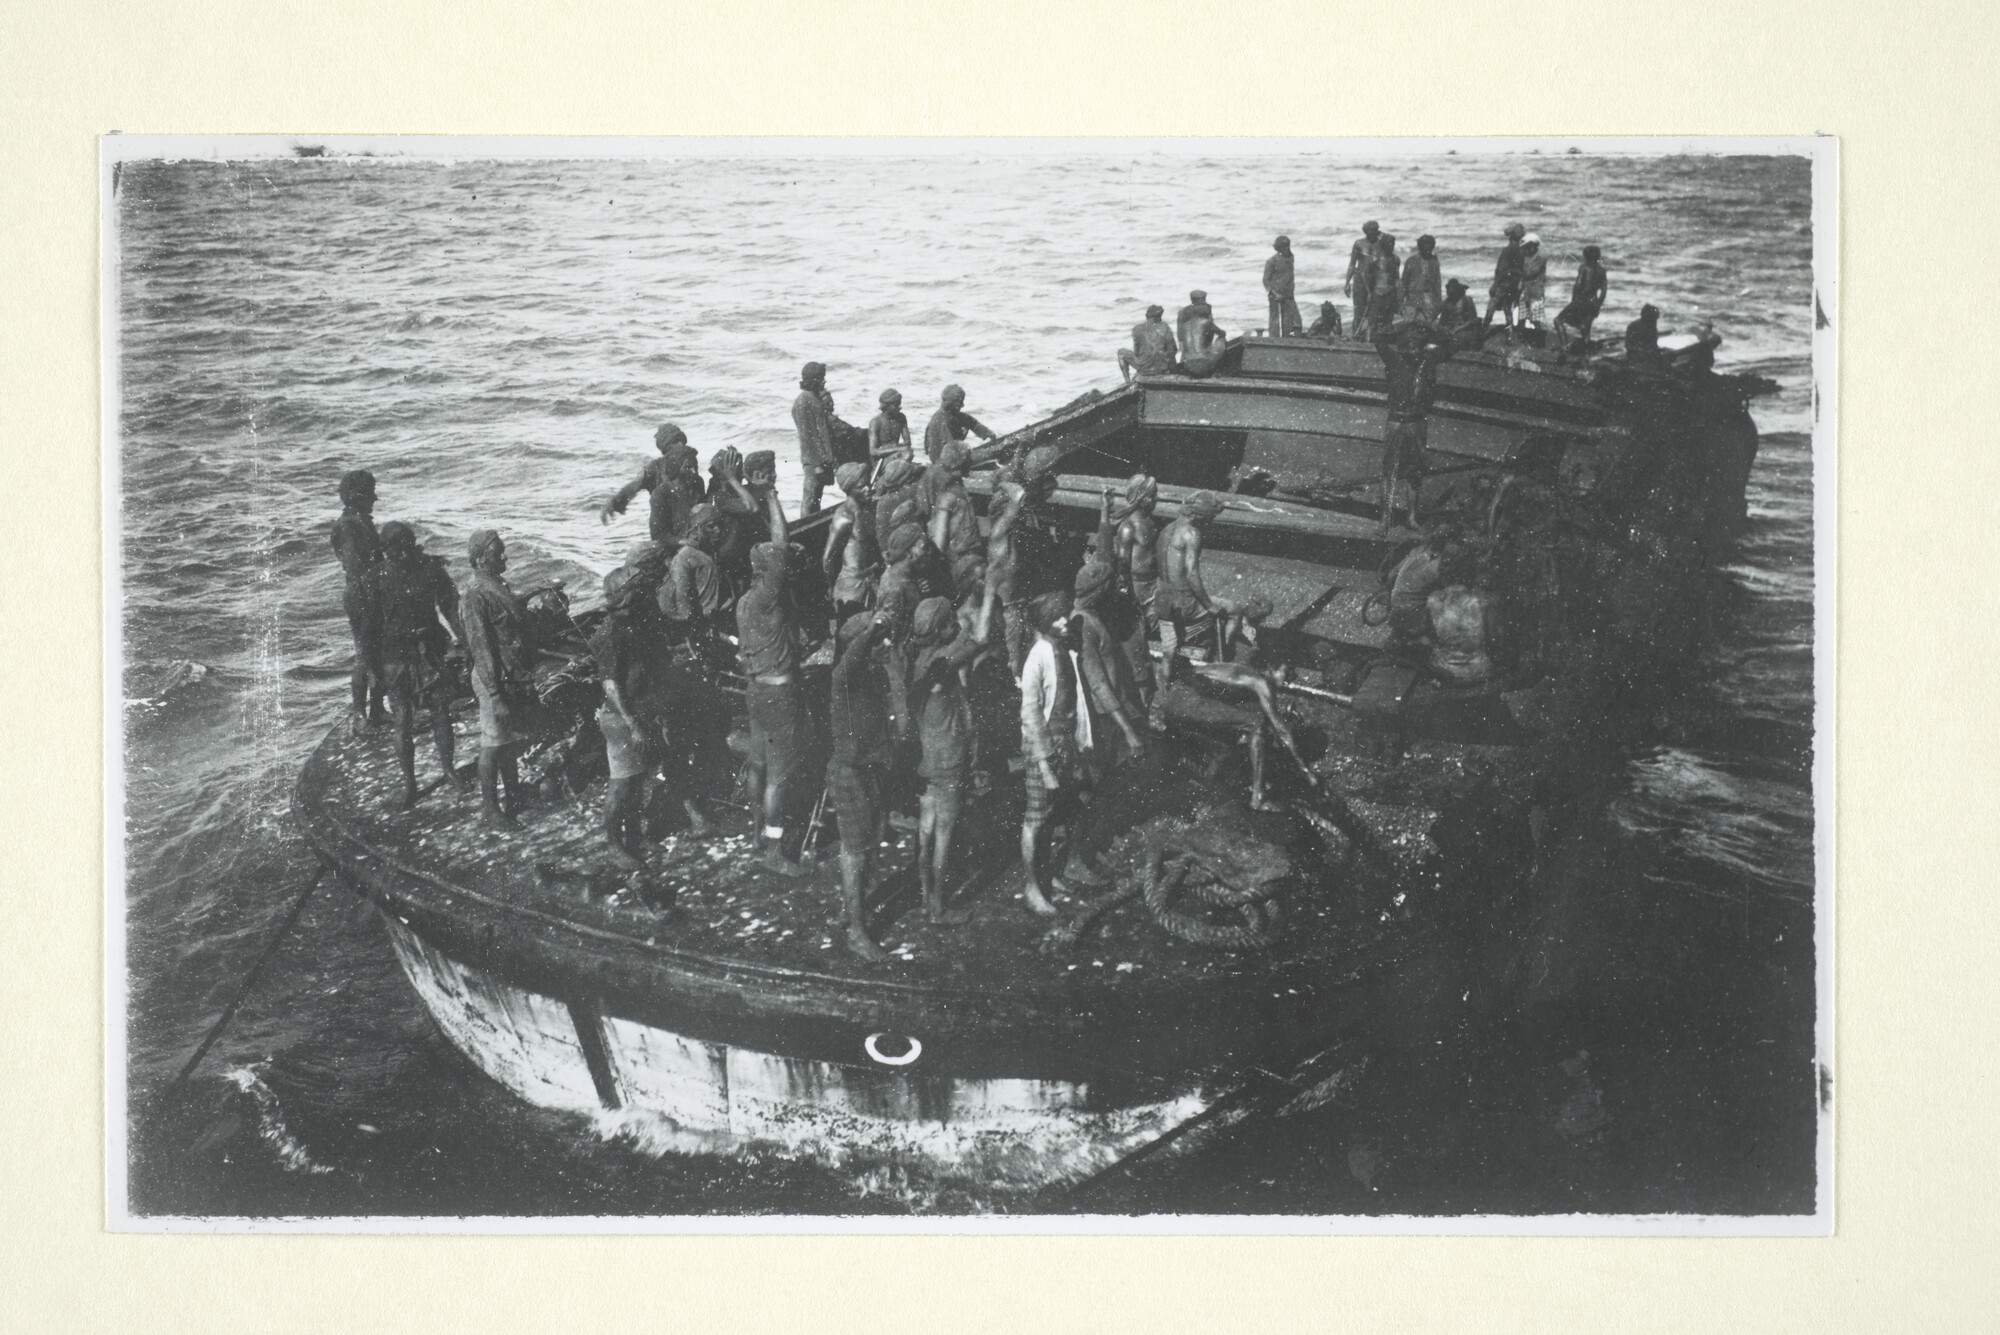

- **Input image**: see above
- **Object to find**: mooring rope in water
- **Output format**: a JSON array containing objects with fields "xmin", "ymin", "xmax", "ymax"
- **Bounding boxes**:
[{"xmin": 165, "ymin": 865, "xmax": 328, "ymax": 1094}]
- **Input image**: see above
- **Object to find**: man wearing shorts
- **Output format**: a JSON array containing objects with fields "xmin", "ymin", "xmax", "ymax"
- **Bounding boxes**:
[
  {"xmin": 1375, "ymin": 324, "xmax": 1454, "ymax": 534},
  {"xmin": 370, "ymin": 521, "xmax": 465, "ymax": 810},
  {"xmin": 1018, "ymin": 590, "xmax": 1090, "ymax": 917},
  {"xmin": 910, "ymin": 597, "xmax": 982, "ymax": 926},
  {"xmin": 1112, "ymin": 473, "xmax": 1167, "ymax": 726},
  {"xmin": 829, "ymin": 611, "xmax": 897, "ymax": 960},
  {"xmin": 736, "ymin": 541, "xmax": 810, "ymax": 877},
  {"xmin": 592, "ymin": 568, "xmax": 660, "ymax": 870},
  {"xmin": 459, "ymin": 528, "xmax": 533, "ymax": 829},
  {"xmin": 1155, "ymin": 489, "xmax": 1228, "ymax": 669}
]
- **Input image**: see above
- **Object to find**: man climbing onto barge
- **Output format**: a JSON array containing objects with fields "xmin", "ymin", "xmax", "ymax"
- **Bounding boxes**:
[
  {"xmin": 330, "ymin": 468, "xmax": 386, "ymax": 734},
  {"xmin": 459, "ymin": 529, "xmax": 534, "ymax": 829},
  {"xmin": 599, "ymin": 423, "xmax": 704, "ymax": 543},
  {"xmin": 370, "ymin": 521, "xmax": 465, "ymax": 810}
]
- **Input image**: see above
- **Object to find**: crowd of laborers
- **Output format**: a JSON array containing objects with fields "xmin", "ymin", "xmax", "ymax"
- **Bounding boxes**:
[{"xmin": 327, "ymin": 364, "xmax": 1304, "ymax": 962}]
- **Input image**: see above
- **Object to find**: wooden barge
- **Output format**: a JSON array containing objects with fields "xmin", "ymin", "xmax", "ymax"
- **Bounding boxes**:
[{"xmin": 294, "ymin": 329, "xmax": 1769, "ymax": 1189}]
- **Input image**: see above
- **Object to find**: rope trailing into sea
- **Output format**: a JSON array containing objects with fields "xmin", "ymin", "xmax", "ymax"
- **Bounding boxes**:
[{"xmin": 165, "ymin": 865, "xmax": 327, "ymax": 1093}]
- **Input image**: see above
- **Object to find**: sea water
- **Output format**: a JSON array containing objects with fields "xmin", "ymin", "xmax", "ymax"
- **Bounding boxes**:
[{"xmin": 117, "ymin": 149, "xmax": 1816, "ymax": 1217}]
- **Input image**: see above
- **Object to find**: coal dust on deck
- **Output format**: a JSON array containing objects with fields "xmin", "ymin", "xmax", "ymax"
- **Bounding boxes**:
[{"xmin": 296, "ymin": 682, "xmax": 1537, "ymax": 993}]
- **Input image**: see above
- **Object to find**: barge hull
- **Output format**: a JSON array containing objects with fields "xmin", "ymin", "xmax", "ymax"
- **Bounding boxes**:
[{"xmin": 383, "ymin": 916, "xmax": 1217, "ymax": 1185}]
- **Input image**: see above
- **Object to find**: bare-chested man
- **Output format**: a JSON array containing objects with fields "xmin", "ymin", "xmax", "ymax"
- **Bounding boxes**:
[
  {"xmin": 820, "ymin": 462, "xmax": 880, "ymax": 630},
  {"xmin": 330, "ymin": 469, "xmax": 386, "ymax": 733},
  {"xmin": 1155, "ymin": 489, "xmax": 1231, "ymax": 669},
  {"xmin": 925, "ymin": 440, "xmax": 984, "ymax": 601},
  {"xmin": 829, "ymin": 610, "xmax": 897, "ymax": 960},
  {"xmin": 909, "ymin": 596, "xmax": 982, "ymax": 925},
  {"xmin": 1111, "ymin": 473, "xmax": 1167, "ymax": 725},
  {"xmin": 1374, "ymin": 323, "xmax": 1454, "ymax": 534},
  {"xmin": 736, "ymin": 541, "xmax": 811, "ymax": 877},
  {"xmin": 370, "ymin": 521, "xmax": 465, "ymax": 809}
]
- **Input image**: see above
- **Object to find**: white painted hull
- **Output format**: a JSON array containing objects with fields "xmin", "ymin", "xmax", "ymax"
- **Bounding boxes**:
[{"xmin": 385, "ymin": 918, "xmax": 1215, "ymax": 1187}]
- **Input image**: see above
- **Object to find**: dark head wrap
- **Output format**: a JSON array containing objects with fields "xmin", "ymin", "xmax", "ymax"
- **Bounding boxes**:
[
  {"xmin": 750, "ymin": 541, "xmax": 787, "ymax": 579},
  {"xmin": 882, "ymin": 522, "xmax": 925, "ymax": 563},
  {"xmin": 1032, "ymin": 589, "xmax": 1073, "ymax": 636},
  {"xmin": 742, "ymin": 449, "xmax": 776, "ymax": 479},
  {"xmin": 1073, "ymin": 560, "xmax": 1113, "ymax": 603},
  {"xmin": 1446, "ymin": 277, "xmax": 1468, "ymax": 294},
  {"xmin": 1362, "ymin": 220, "xmax": 1380, "ymax": 235},
  {"xmin": 603, "ymin": 567, "xmax": 646, "ymax": 613},
  {"xmin": 941, "ymin": 383, "xmax": 966, "ymax": 407},
  {"xmin": 624, "ymin": 540, "xmax": 669, "ymax": 579},
  {"xmin": 1125, "ymin": 474, "xmax": 1158, "ymax": 510},
  {"xmin": 655, "ymin": 422, "xmax": 687, "ymax": 449},
  {"xmin": 664, "ymin": 440, "xmax": 699, "ymax": 475},
  {"xmin": 1238, "ymin": 594, "xmax": 1274, "ymax": 624},
  {"xmin": 1189, "ymin": 289, "xmax": 1207, "ymax": 302},
  {"xmin": 467, "ymin": 528, "xmax": 503, "ymax": 564},
  {"xmin": 1182, "ymin": 490, "xmax": 1225, "ymax": 523},
  {"xmin": 875, "ymin": 457, "xmax": 921, "ymax": 493},
  {"xmin": 835, "ymin": 462, "xmax": 870, "ymax": 496},
  {"xmin": 1504, "ymin": 222, "xmax": 1526, "ymax": 240},
  {"xmin": 1146, "ymin": 303, "xmax": 1164, "ymax": 318},
  {"xmin": 709, "ymin": 446, "xmax": 741, "ymax": 476},
  {"xmin": 1023, "ymin": 444, "xmax": 1059, "ymax": 478},
  {"xmin": 936, "ymin": 440, "xmax": 971, "ymax": 477},
  {"xmin": 686, "ymin": 503, "xmax": 719, "ymax": 538},
  {"xmin": 879, "ymin": 388, "xmax": 902, "ymax": 407},
  {"xmin": 838, "ymin": 611, "xmax": 877, "ymax": 652},
  {"xmin": 801, "ymin": 361, "xmax": 827, "ymax": 386},
  {"xmin": 379, "ymin": 520, "xmax": 415, "ymax": 553},
  {"xmin": 1583, "ymin": 244, "xmax": 1602, "ymax": 261},
  {"xmin": 911, "ymin": 596, "xmax": 955, "ymax": 645},
  {"xmin": 1274, "ymin": 235, "xmax": 1290, "ymax": 250},
  {"xmin": 952, "ymin": 551, "xmax": 986, "ymax": 592},
  {"xmin": 338, "ymin": 469, "xmax": 376, "ymax": 507}
]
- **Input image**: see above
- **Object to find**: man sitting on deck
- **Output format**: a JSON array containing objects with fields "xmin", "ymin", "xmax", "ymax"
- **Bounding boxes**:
[
  {"xmin": 922, "ymin": 384, "xmax": 997, "ymax": 462},
  {"xmin": 599, "ymin": 423, "xmax": 704, "ymax": 543},
  {"xmin": 1182, "ymin": 597, "xmax": 1320, "ymax": 811},
  {"xmin": 829, "ymin": 611, "xmax": 898, "ymax": 960},
  {"xmin": 1118, "ymin": 304, "xmax": 1180, "ymax": 381},
  {"xmin": 1306, "ymin": 300, "xmax": 1344, "ymax": 338},
  {"xmin": 370, "ymin": 521, "xmax": 465, "ymax": 810},
  {"xmin": 460, "ymin": 529, "xmax": 534, "ymax": 829},
  {"xmin": 1374, "ymin": 322, "xmax": 1454, "ymax": 535},
  {"xmin": 1439, "ymin": 278, "xmax": 1481, "ymax": 346},
  {"xmin": 869, "ymin": 389, "xmax": 913, "ymax": 463},
  {"xmin": 737, "ymin": 541, "xmax": 811, "ymax": 878}
]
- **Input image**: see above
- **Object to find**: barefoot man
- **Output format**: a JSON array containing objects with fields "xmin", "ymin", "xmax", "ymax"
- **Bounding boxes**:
[
  {"xmin": 1018, "ymin": 591, "xmax": 1090, "ymax": 917},
  {"xmin": 1155, "ymin": 489, "xmax": 1230, "ymax": 671},
  {"xmin": 1112, "ymin": 473, "xmax": 1167, "ymax": 724},
  {"xmin": 371, "ymin": 521, "xmax": 465, "ymax": 809},
  {"xmin": 909, "ymin": 596, "xmax": 983, "ymax": 925},
  {"xmin": 736, "ymin": 541, "xmax": 811, "ymax": 877},
  {"xmin": 459, "ymin": 529, "xmax": 533, "ymax": 829},
  {"xmin": 829, "ymin": 610, "xmax": 898, "ymax": 959},
  {"xmin": 1374, "ymin": 323, "xmax": 1453, "ymax": 534}
]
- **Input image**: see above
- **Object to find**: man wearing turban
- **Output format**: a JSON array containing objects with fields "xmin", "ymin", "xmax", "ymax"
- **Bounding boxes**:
[
  {"xmin": 600, "ymin": 422, "xmax": 703, "ymax": 543},
  {"xmin": 922, "ymin": 383, "xmax": 996, "ymax": 463},
  {"xmin": 1118, "ymin": 304, "xmax": 1179, "ymax": 381},
  {"xmin": 792, "ymin": 362, "xmax": 837, "ymax": 516},
  {"xmin": 736, "ymin": 541, "xmax": 811, "ymax": 877},
  {"xmin": 1264, "ymin": 235, "xmax": 1301, "ymax": 336},
  {"xmin": 820, "ymin": 462, "xmax": 881, "ymax": 632},
  {"xmin": 924, "ymin": 440, "xmax": 984, "ymax": 599},
  {"xmin": 458, "ymin": 528, "xmax": 533, "ymax": 828}
]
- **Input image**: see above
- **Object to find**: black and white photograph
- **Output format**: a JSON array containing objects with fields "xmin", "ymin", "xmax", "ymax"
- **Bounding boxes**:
[{"xmin": 108, "ymin": 137, "xmax": 1832, "ymax": 1228}]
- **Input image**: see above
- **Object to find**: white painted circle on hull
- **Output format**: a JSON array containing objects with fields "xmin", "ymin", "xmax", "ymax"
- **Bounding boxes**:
[{"xmin": 863, "ymin": 1033, "xmax": 923, "ymax": 1066}]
